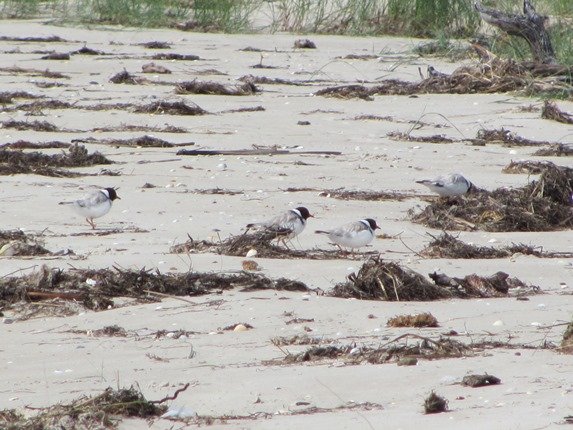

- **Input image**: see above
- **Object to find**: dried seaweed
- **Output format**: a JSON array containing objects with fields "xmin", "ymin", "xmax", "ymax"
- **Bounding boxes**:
[
  {"xmin": 73, "ymin": 135, "xmax": 194, "ymax": 148},
  {"xmin": 428, "ymin": 271, "xmax": 538, "ymax": 298},
  {"xmin": 331, "ymin": 256, "xmax": 538, "ymax": 301},
  {"xmin": 109, "ymin": 70, "xmax": 145, "ymax": 84},
  {"xmin": 152, "ymin": 53, "xmax": 200, "ymax": 60},
  {"xmin": 0, "ymin": 386, "xmax": 166, "ymax": 428},
  {"xmin": 134, "ymin": 101, "xmax": 207, "ymax": 115},
  {"xmin": 330, "ymin": 257, "xmax": 448, "ymax": 301},
  {"xmin": 472, "ymin": 127, "xmax": 551, "ymax": 147},
  {"xmin": 1, "ymin": 140, "xmax": 70, "ymax": 149},
  {"xmin": 387, "ymin": 131, "xmax": 454, "ymax": 143},
  {"xmin": 170, "ymin": 232, "xmax": 373, "ymax": 260},
  {"xmin": 461, "ymin": 374, "xmax": 501, "ymax": 387},
  {"xmin": 294, "ymin": 39, "xmax": 316, "ymax": 49},
  {"xmin": 410, "ymin": 163, "xmax": 573, "ymax": 231},
  {"xmin": 175, "ymin": 80, "xmax": 258, "ymax": 96},
  {"xmin": 420, "ymin": 232, "xmax": 548, "ymax": 259},
  {"xmin": 387, "ymin": 312, "xmax": 439, "ymax": 328},
  {"xmin": 238, "ymin": 74, "xmax": 307, "ymax": 86},
  {"xmin": 278, "ymin": 334, "xmax": 469, "ymax": 365},
  {"xmin": 0, "ymin": 229, "xmax": 51, "ymax": 256},
  {"xmin": 0, "ymin": 144, "xmax": 112, "ymax": 177},
  {"xmin": 0, "ymin": 119, "xmax": 57, "ymax": 131},
  {"xmin": 0, "ymin": 264, "xmax": 313, "ymax": 316},
  {"xmin": 41, "ymin": 52, "xmax": 70, "ymax": 60},
  {"xmin": 542, "ymin": 100, "xmax": 573, "ymax": 125},
  {"xmin": 562, "ymin": 321, "xmax": 573, "ymax": 354},
  {"xmin": 0, "ymin": 35, "xmax": 68, "ymax": 43},
  {"xmin": 271, "ymin": 334, "xmax": 326, "ymax": 346},
  {"xmin": 0, "ymin": 90, "xmax": 42, "ymax": 104},
  {"xmin": 533, "ymin": 144, "xmax": 573, "ymax": 157},
  {"xmin": 0, "ymin": 66, "xmax": 69, "ymax": 79},
  {"xmin": 319, "ymin": 189, "xmax": 411, "ymax": 201},
  {"xmin": 502, "ymin": 160, "xmax": 556, "ymax": 174},
  {"xmin": 140, "ymin": 41, "xmax": 171, "ymax": 49},
  {"xmin": 424, "ymin": 392, "xmax": 448, "ymax": 414},
  {"xmin": 316, "ymin": 48, "xmax": 572, "ymax": 99}
]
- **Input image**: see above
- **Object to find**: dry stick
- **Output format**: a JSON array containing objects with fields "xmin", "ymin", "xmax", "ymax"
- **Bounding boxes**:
[
  {"xmin": 151, "ymin": 382, "xmax": 191, "ymax": 404},
  {"xmin": 375, "ymin": 276, "xmax": 389, "ymax": 300},
  {"xmin": 406, "ymin": 111, "xmax": 466, "ymax": 140},
  {"xmin": 398, "ymin": 236, "xmax": 424, "ymax": 258},
  {"xmin": 1, "ymin": 264, "xmax": 39, "ymax": 278}
]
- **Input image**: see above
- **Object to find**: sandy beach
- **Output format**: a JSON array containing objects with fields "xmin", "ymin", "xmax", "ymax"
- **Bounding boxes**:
[{"xmin": 1, "ymin": 20, "xmax": 572, "ymax": 429}]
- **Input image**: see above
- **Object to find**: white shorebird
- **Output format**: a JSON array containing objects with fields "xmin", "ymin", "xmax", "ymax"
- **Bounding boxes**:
[
  {"xmin": 60, "ymin": 187, "xmax": 120, "ymax": 229},
  {"xmin": 416, "ymin": 173, "xmax": 474, "ymax": 197},
  {"xmin": 316, "ymin": 218, "xmax": 379, "ymax": 251},
  {"xmin": 247, "ymin": 206, "xmax": 313, "ymax": 246}
]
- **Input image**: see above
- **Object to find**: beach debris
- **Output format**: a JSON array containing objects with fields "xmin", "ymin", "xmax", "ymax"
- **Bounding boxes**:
[
  {"xmin": 140, "ymin": 41, "xmax": 171, "ymax": 49},
  {"xmin": 387, "ymin": 131, "xmax": 454, "ymax": 144},
  {"xmin": 175, "ymin": 80, "xmax": 259, "ymax": 96},
  {"xmin": 461, "ymin": 374, "xmax": 501, "ymax": 387},
  {"xmin": 319, "ymin": 189, "xmax": 410, "ymax": 201},
  {"xmin": 0, "ymin": 143, "xmax": 112, "ymax": 177},
  {"xmin": 424, "ymin": 391, "xmax": 448, "ymax": 414},
  {"xmin": 170, "ymin": 232, "xmax": 369, "ymax": 260},
  {"xmin": 330, "ymin": 257, "xmax": 539, "ymax": 301},
  {"xmin": 277, "ymin": 334, "xmax": 468, "ymax": 365},
  {"xmin": 502, "ymin": 160, "xmax": 556, "ymax": 174},
  {"xmin": 162, "ymin": 406, "xmax": 197, "ymax": 420},
  {"xmin": 561, "ymin": 320, "xmax": 573, "ymax": 354},
  {"xmin": 242, "ymin": 260, "xmax": 260, "ymax": 271},
  {"xmin": 387, "ymin": 312, "xmax": 439, "ymax": 328},
  {"xmin": 222, "ymin": 323, "xmax": 253, "ymax": 331},
  {"xmin": 72, "ymin": 135, "xmax": 194, "ymax": 148},
  {"xmin": 41, "ymin": 52, "xmax": 70, "ymax": 60},
  {"xmin": 294, "ymin": 39, "xmax": 316, "ymax": 49},
  {"xmin": 0, "ymin": 265, "xmax": 314, "ymax": 318},
  {"xmin": 410, "ymin": 162, "xmax": 573, "ymax": 231},
  {"xmin": 419, "ymin": 232, "xmax": 566, "ymax": 259},
  {"xmin": 330, "ymin": 257, "xmax": 448, "ymax": 301},
  {"xmin": 1, "ymin": 140, "xmax": 69, "ymax": 149},
  {"xmin": 0, "ymin": 230, "xmax": 51, "ymax": 256},
  {"xmin": 0, "ymin": 119, "xmax": 57, "ymax": 131},
  {"xmin": 238, "ymin": 74, "xmax": 307, "ymax": 86},
  {"xmin": 397, "ymin": 357, "xmax": 418, "ymax": 366},
  {"xmin": 142, "ymin": 62, "xmax": 171, "ymax": 74},
  {"xmin": 109, "ymin": 69, "xmax": 145, "ymax": 84},
  {"xmin": 542, "ymin": 100, "xmax": 573, "ymax": 125},
  {"xmin": 271, "ymin": 334, "xmax": 325, "ymax": 346},
  {"xmin": 428, "ymin": 271, "xmax": 538, "ymax": 298},
  {"xmin": 152, "ymin": 53, "xmax": 200, "ymax": 61},
  {"xmin": 176, "ymin": 148, "xmax": 341, "ymax": 156},
  {"xmin": 0, "ymin": 386, "xmax": 166, "ymax": 428},
  {"xmin": 134, "ymin": 100, "xmax": 207, "ymax": 115},
  {"xmin": 533, "ymin": 144, "xmax": 573, "ymax": 157},
  {"xmin": 472, "ymin": 128, "xmax": 551, "ymax": 147}
]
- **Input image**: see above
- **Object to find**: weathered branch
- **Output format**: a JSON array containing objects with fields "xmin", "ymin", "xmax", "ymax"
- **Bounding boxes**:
[{"xmin": 474, "ymin": 0, "xmax": 556, "ymax": 64}]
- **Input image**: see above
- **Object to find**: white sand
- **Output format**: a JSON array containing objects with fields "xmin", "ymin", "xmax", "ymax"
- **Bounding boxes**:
[{"xmin": 1, "ymin": 20, "xmax": 572, "ymax": 429}]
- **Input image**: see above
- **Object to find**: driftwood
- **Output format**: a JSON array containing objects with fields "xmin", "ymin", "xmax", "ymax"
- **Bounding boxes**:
[
  {"xmin": 176, "ymin": 148, "xmax": 341, "ymax": 156},
  {"xmin": 474, "ymin": 0, "xmax": 556, "ymax": 64}
]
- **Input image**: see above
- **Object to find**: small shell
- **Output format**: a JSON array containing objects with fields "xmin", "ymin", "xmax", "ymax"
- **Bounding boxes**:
[
  {"xmin": 246, "ymin": 249, "xmax": 257, "ymax": 258},
  {"xmin": 234, "ymin": 324, "xmax": 249, "ymax": 332}
]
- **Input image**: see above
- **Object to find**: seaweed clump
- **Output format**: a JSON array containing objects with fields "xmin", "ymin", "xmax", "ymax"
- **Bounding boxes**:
[
  {"xmin": 329, "ymin": 257, "xmax": 448, "ymax": 301},
  {"xmin": 0, "ymin": 143, "xmax": 112, "ymax": 177},
  {"xmin": 0, "ymin": 230, "xmax": 51, "ymax": 256},
  {"xmin": 175, "ymin": 80, "xmax": 258, "ymax": 96},
  {"xmin": 0, "ymin": 386, "xmax": 166, "ymax": 428},
  {"xmin": 410, "ymin": 163, "xmax": 573, "ymax": 231},
  {"xmin": 0, "ymin": 264, "xmax": 312, "ymax": 317},
  {"xmin": 421, "ymin": 232, "xmax": 543, "ymax": 259}
]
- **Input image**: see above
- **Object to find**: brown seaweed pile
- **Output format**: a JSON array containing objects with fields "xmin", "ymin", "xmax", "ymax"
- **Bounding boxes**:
[
  {"xmin": 387, "ymin": 312, "xmax": 439, "ymax": 328},
  {"xmin": 279, "ymin": 334, "xmax": 468, "ymax": 365},
  {"xmin": 0, "ymin": 265, "xmax": 312, "ymax": 317},
  {"xmin": 73, "ymin": 135, "xmax": 194, "ymax": 148},
  {"xmin": 175, "ymin": 80, "xmax": 259, "ymax": 96},
  {"xmin": 0, "ymin": 386, "xmax": 166, "ymax": 429},
  {"xmin": 473, "ymin": 128, "xmax": 551, "ymax": 147},
  {"xmin": 410, "ymin": 163, "xmax": 573, "ymax": 232},
  {"xmin": 315, "ymin": 47, "xmax": 572, "ymax": 99},
  {"xmin": 502, "ymin": 160, "xmax": 556, "ymax": 174},
  {"xmin": 533, "ymin": 144, "xmax": 573, "ymax": 157},
  {"xmin": 420, "ymin": 232, "xmax": 547, "ymax": 259},
  {"xmin": 0, "ymin": 144, "xmax": 112, "ymax": 177},
  {"xmin": 330, "ymin": 257, "xmax": 448, "ymax": 301},
  {"xmin": 330, "ymin": 256, "xmax": 538, "ymax": 301},
  {"xmin": 0, "ymin": 230, "xmax": 51, "ymax": 257},
  {"xmin": 542, "ymin": 101, "xmax": 573, "ymax": 125}
]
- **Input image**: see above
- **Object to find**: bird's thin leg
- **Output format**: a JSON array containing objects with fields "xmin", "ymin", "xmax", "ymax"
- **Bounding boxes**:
[{"xmin": 86, "ymin": 218, "xmax": 96, "ymax": 229}]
